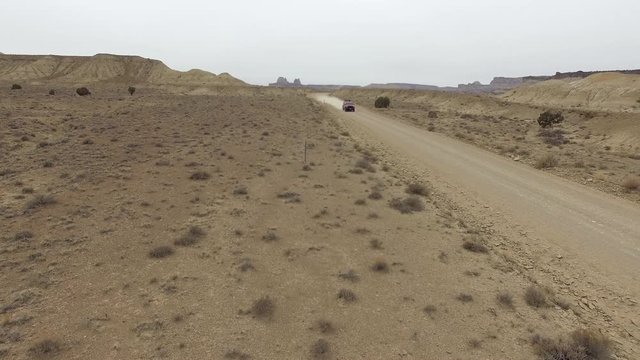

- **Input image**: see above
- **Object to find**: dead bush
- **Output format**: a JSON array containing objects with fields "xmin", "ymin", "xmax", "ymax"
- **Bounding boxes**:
[
  {"xmin": 48, "ymin": 89, "xmax": 56, "ymax": 96},
  {"xmin": 457, "ymin": 293, "xmax": 474, "ymax": 302},
  {"xmin": 531, "ymin": 329, "xmax": 612, "ymax": 360},
  {"xmin": 11, "ymin": 84, "xmax": 22, "ymax": 90},
  {"xmin": 389, "ymin": 196, "xmax": 425, "ymax": 214}
]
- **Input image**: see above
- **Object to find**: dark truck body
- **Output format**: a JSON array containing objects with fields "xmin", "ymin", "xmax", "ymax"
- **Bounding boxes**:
[{"xmin": 342, "ymin": 100, "xmax": 356, "ymax": 112}]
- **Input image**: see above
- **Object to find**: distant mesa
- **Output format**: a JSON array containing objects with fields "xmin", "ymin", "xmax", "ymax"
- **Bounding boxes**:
[
  {"xmin": 269, "ymin": 77, "xmax": 304, "ymax": 87},
  {"xmin": 0, "ymin": 53, "xmax": 246, "ymax": 87}
]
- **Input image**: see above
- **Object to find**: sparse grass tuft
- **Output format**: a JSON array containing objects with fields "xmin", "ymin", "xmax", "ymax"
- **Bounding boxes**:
[
  {"xmin": 175, "ymin": 226, "xmax": 206, "ymax": 246},
  {"xmin": 14, "ymin": 231, "xmax": 34, "ymax": 242},
  {"xmin": 531, "ymin": 329, "xmax": 613, "ymax": 360},
  {"xmin": 251, "ymin": 296, "xmax": 274, "ymax": 319},
  {"xmin": 190, "ymin": 171, "xmax": 210, "ymax": 180},
  {"xmin": 389, "ymin": 196, "xmax": 425, "ymax": 214},
  {"xmin": 149, "ymin": 246, "xmax": 174, "ymax": 258},
  {"xmin": 337, "ymin": 289, "xmax": 357, "ymax": 303}
]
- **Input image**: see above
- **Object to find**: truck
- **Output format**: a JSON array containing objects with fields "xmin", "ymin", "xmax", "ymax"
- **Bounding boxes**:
[{"xmin": 342, "ymin": 100, "xmax": 356, "ymax": 112}]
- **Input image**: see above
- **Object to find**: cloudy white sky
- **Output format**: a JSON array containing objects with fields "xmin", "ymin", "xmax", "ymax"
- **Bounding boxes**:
[{"xmin": 2, "ymin": 0, "xmax": 639, "ymax": 86}]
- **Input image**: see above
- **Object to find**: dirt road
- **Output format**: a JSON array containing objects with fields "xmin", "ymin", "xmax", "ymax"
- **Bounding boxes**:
[{"xmin": 313, "ymin": 94, "xmax": 640, "ymax": 287}]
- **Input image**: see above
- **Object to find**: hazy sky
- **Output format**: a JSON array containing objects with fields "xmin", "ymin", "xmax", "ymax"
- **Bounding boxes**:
[{"xmin": 2, "ymin": 0, "xmax": 639, "ymax": 86}]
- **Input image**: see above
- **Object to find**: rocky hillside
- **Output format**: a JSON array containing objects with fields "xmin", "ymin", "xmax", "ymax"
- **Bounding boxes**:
[
  {"xmin": 502, "ymin": 72, "xmax": 640, "ymax": 113},
  {"xmin": 0, "ymin": 53, "xmax": 245, "ymax": 86}
]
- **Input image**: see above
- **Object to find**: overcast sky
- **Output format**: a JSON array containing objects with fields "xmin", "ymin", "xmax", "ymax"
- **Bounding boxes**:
[{"xmin": 2, "ymin": 0, "xmax": 639, "ymax": 86}]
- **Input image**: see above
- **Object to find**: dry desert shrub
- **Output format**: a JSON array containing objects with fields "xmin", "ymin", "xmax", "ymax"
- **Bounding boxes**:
[
  {"xmin": 525, "ymin": 285, "xmax": 549, "ymax": 308},
  {"xmin": 29, "ymin": 339, "xmax": 60, "ymax": 357},
  {"xmin": 11, "ymin": 84, "xmax": 22, "ymax": 90},
  {"xmin": 371, "ymin": 259, "xmax": 389, "ymax": 273},
  {"xmin": 76, "ymin": 87, "xmax": 91, "ymax": 96},
  {"xmin": 26, "ymin": 194, "xmax": 56, "ymax": 210},
  {"xmin": 405, "ymin": 183, "xmax": 429, "ymax": 196},
  {"xmin": 534, "ymin": 154, "xmax": 559, "ymax": 169},
  {"xmin": 190, "ymin": 171, "xmax": 210, "ymax": 180},
  {"xmin": 175, "ymin": 226, "xmax": 206, "ymax": 246},
  {"xmin": 149, "ymin": 246, "xmax": 174, "ymax": 258},
  {"xmin": 262, "ymin": 231, "xmax": 278, "ymax": 242},
  {"xmin": 457, "ymin": 293, "xmax": 474, "ymax": 302},
  {"xmin": 369, "ymin": 239, "xmax": 383, "ymax": 249},
  {"xmin": 354, "ymin": 199, "xmax": 367, "ymax": 206},
  {"xmin": 368, "ymin": 191, "xmax": 383, "ymax": 200},
  {"xmin": 233, "ymin": 185, "xmax": 248, "ymax": 195},
  {"xmin": 337, "ymin": 289, "xmax": 357, "ymax": 303},
  {"xmin": 531, "ymin": 329, "xmax": 612, "ymax": 360},
  {"xmin": 251, "ymin": 296, "xmax": 274, "ymax": 319},
  {"xmin": 497, "ymin": 292, "xmax": 514, "ymax": 308},
  {"xmin": 315, "ymin": 319, "xmax": 335, "ymax": 334},
  {"xmin": 311, "ymin": 339, "xmax": 331, "ymax": 359},
  {"xmin": 462, "ymin": 237, "xmax": 488, "ymax": 253},
  {"xmin": 355, "ymin": 158, "xmax": 376, "ymax": 172},
  {"xmin": 224, "ymin": 350, "xmax": 251, "ymax": 359},
  {"xmin": 389, "ymin": 196, "xmax": 425, "ymax": 214},
  {"xmin": 338, "ymin": 269, "xmax": 360, "ymax": 282},
  {"xmin": 621, "ymin": 176, "xmax": 640, "ymax": 191}
]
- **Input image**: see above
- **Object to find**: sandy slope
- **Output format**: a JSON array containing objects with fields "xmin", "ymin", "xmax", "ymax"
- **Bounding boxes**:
[
  {"xmin": 501, "ymin": 73, "xmax": 640, "ymax": 113},
  {"xmin": 0, "ymin": 54, "xmax": 245, "ymax": 86}
]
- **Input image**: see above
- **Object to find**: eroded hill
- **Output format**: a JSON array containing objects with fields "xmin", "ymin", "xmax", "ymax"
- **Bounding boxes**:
[{"xmin": 0, "ymin": 53, "xmax": 245, "ymax": 87}]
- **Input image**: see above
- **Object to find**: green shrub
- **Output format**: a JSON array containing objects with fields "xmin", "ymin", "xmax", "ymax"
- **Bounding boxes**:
[
  {"xmin": 537, "ymin": 111, "xmax": 564, "ymax": 128},
  {"xmin": 374, "ymin": 96, "xmax": 390, "ymax": 108}
]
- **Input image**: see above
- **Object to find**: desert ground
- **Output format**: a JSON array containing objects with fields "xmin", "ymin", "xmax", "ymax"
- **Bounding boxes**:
[
  {"xmin": 1, "ymin": 68, "xmax": 639, "ymax": 359},
  {"xmin": 334, "ymin": 87, "xmax": 640, "ymax": 204}
]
